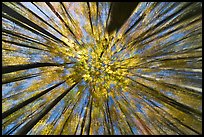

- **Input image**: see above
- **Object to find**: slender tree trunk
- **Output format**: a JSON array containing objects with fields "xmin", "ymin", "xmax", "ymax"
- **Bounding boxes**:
[
  {"xmin": 59, "ymin": 91, "xmax": 83, "ymax": 135},
  {"xmin": 87, "ymin": 2, "xmax": 94, "ymax": 35},
  {"xmin": 80, "ymin": 95, "xmax": 91, "ymax": 135},
  {"xmin": 2, "ymin": 3, "xmax": 69, "ymax": 46},
  {"xmin": 2, "ymin": 62, "xmax": 70, "ymax": 74},
  {"xmin": 2, "ymin": 73, "xmax": 41, "ymax": 84},
  {"xmin": 2, "ymin": 39, "xmax": 48, "ymax": 51},
  {"xmin": 85, "ymin": 96, "xmax": 93, "ymax": 135},
  {"xmin": 2, "ymin": 81, "xmax": 65, "ymax": 119},
  {"xmin": 74, "ymin": 103, "xmax": 84, "ymax": 135},
  {"xmin": 14, "ymin": 81, "xmax": 79, "ymax": 135},
  {"xmin": 106, "ymin": 98, "xmax": 114, "ymax": 135},
  {"xmin": 127, "ymin": 76, "xmax": 202, "ymax": 118}
]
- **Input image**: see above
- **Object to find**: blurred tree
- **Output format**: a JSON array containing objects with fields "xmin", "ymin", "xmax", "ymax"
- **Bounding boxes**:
[{"xmin": 2, "ymin": 2, "xmax": 202, "ymax": 135}]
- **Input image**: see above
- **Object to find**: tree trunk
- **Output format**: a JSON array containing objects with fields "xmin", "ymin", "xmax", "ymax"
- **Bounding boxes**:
[
  {"xmin": 2, "ymin": 81, "xmax": 65, "ymax": 119},
  {"xmin": 14, "ymin": 81, "xmax": 79, "ymax": 135},
  {"xmin": 3, "ymin": 62, "xmax": 65, "ymax": 74}
]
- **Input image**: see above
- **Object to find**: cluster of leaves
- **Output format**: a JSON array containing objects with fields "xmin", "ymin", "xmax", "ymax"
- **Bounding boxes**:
[{"xmin": 2, "ymin": 2, "xmax": 202, "ymax": 135}]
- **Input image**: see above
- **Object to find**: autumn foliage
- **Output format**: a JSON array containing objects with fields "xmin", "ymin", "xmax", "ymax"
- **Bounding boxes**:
[{"xmin": 2, "ymin": 2, "xmax": 202, "ymax": 135}]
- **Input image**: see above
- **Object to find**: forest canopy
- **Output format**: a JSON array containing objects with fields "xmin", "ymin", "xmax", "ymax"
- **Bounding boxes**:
[{"xmin": 2, "ymin": 2, "xmax": 202, "ymax": 135}]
